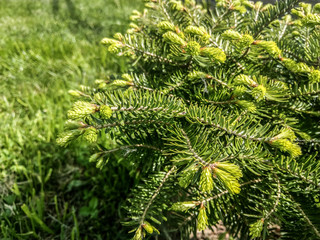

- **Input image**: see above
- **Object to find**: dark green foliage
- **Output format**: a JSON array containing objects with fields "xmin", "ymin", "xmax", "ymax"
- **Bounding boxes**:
[{"xmin": 60, "ymin": 0, "xmax": 320, "ymax": 239}]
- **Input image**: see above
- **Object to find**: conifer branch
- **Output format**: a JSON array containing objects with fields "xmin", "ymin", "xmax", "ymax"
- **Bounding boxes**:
[
  {"xmin": 132, "ymin": 83, "xmax": 189, "ymax": 103},
  {"xmin": 211, "ymin": 5, "xmax": 232, "ymax": 30},
  {"xmin": 283, "ymin": 49, "xmax": 309, "ymax": 64},
  {"xmin": 161, "ymin": 0, "xmax": 173, "ymax": 22},
  {"xmin": 252, "ymin": 0, "xmax": 300, "ymax": 38},
  {"xmin": 287, "ymin": 192, "xmax": 320, "ymax": 238},
  {"xmin": 264, "ymin": 177, "xmax": 281, "ymax": 220},
  {"xmin": 123, "ymin": 43, "xmax": 176, "ymax": 64},
  {"xmin": 277, "ymin": 166, "xmax": 320, "ymax": 190},
  {"xmin": 278, "ymin": 105, "xmax": 320, "ymax": 116},
  {"xmin": 205, "ymin": 74, "xmax": 232, "ymax": 89},
  {"xmin": 234, "ymin": 110, "xmax": 248, "ymax": 122},
  {"xmin": 195, "ymin": 178, "xmax": 263, "ymax": 205},
  {"xmin": 101, "ymin": 144, "xmax": 162, "ymax": 154},
  {"xmin": 95, "ymin": 119, "xmax": 172, "ymax": 129},
  {"xmin": 110, "ymin": 105, "xmax": 181, "ymax": 114},
  {"xmin": 60, "ymin": 0, "xmax": 320, "ymax": 238},
  {"xmin": 165, "ymin": 80, "xmax": 185, "ymax": 93},
  {"xmin": 295, "ymin": 139, "xmax": 320, "ymax": 144},
  {"xmin": 195, "ymin": 117, "xmax": 267, "ymax": 142},
  {"xmin": 219, "ymin": 154, "xmax": 258, "ymax": 162},
  {"xmin": 288, "ymin": 90, "xmax": 320, "ymax": 98},
  {"xmin": 184, "ymin": 5, "xmax": 200, "ymax": 27},
  {"xmin": 204, "ymin": 99, "xmax": 235, "ymax": 105},
  {"xmin": 180, "ymin": 128, "xmax": 208, "ymax": 166},
  {"xmin": 140, "ymin": 166, "xmax": 176, "ymax": 224}
]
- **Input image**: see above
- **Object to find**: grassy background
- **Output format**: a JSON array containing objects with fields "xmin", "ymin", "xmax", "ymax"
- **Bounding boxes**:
[
  {"xmin": 2, "ymin": 0, "xmax": 317, "ymax": 239},
  {"xmin": 0, "ymin": 0, "xmax": 142, "ymax": 239}
]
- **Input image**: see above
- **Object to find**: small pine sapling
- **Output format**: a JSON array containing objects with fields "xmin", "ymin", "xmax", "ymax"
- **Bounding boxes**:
[{"xmin": 58, "ymin": 0, "xmax": 320, "ymax": 239}]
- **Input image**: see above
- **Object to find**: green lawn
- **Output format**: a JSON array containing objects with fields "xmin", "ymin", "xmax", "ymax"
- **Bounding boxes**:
[{"xmin": 0, "ymin": 0, "xmax": 142, "ymax": 239}]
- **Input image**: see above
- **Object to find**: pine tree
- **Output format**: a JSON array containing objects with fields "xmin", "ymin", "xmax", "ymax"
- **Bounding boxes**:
[{"xmin": 58, "ymin": 0, "xmax": 320, "ymax": 239}]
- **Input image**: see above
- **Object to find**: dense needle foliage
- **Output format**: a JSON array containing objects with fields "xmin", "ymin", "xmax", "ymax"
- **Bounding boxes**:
[{"xmin": 59, "ymin": 0, "xmax": 320, "ymax": 239}]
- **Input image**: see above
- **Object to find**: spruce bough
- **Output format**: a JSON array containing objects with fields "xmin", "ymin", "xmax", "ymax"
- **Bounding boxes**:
[{"xmin": 58, "ymin": 0, "xmax": 320, "ymax": 239}]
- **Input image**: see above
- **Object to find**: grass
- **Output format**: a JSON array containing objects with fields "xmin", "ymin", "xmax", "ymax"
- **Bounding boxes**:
[{"xmin": 0, "ymin": 0, "xmax": 143, "ymax": 239}]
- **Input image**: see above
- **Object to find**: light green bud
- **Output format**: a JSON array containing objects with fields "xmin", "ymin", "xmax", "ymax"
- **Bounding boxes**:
[
  {"xmin": 271, "ymin": 139, "xmax": 302, "ymax": 157},
  {"xmin": 145, "ymin": 3, "xmax": 156, "ymax": 9},
  {"xmin": 171, "ymin": 201, "xmax": 196, "ymax": 212},
  {"xmin": 107, "ymin": 43, "xmax": 123, "ymax": 54},
  {"xmin": 272, "ymin": 128, "xmax": 296, "ymax": 141},
  {"xmin": 131, "ymin": 10, "xmax": 141, "ymax": 15},
  {"xmin": 64, "ymin": 120, "xmax": 86, "ymax": 130},
  {"xmin": 130, "ymin": 10, "xmax": 141, "ymax": 21},
  {"xmin": 271, "ymin": 19, "xmax": 280, "ymax": 27},
  {"xmin": 89, "ymin": 152, "xmax": 103, "ymax": 163},
  {"xmin": 111, "ymin": 80, "xmax": 132, "ymax": 87},
  {"xmin": 101, "ymin": 38, "xmax": 119, "ymax": 45},
  {"xmin": 213, "ymin": 162, "xmax": 241, "ymax": 194},
  {"xmin": 113, "ymin": 33, "xmax": 124, "ymax": 41},
  {"xmin": 284, "ymin": 14, "xmax": 292, "ymax": 23},
  {"xmin": 127, "ymin": 28, "xmax": 135, "ymax": 34},
  {"xmin": 233, "ymin": 85, "xmax": 247, "ymax": 97},
  {"xmin": 299, "ymin": 2, "xmax": 312, "ymax": 14},
  {"xmin": 157, "ymin": 21, "xmax": 175, "ymax": 31},
  {"xmin": 254, "ymin": 40, "xmax": 281, "ymax": 58},
  {"xmin": 56, "ymin": 130, "xmax": 81, "ymax": 147},
  {"xmin": 169, "ymin": 0, "xmax": 184, "ymax": 11},
  {"xmin": 249, "ymin": 219, "xmax": 264, "ymax": 238},
  {"xmin": 163, "ymin": 31, "xmax": 186, "ymax": 46},
  {"xmin": 292, "ymin": 20, "xmax": 303, "ymax": 26},
  {"xmin": 133, "ymin": 227, "xmax": 143, "ymax": 240},
  {"xmin": 79, "ymin": 85, "xmax": 91, "ymax": 92},
  {"xmin": 197, "ymin": 205, "xmax": 208, "ymax": 231},
  {"xmin": 83, "ymin": 127, "xmax": 98, "ymax": 143},
  {"xmin": 142, "ymin": 222, "xmax": 153, "ymax": 234},
  {"xmin": 68, "ymin": 90, "xmax": 82, "ymax": 97},
  {"xmin": 282, "ymin": 58, "xmax": 297, "ymax": 72},
  {"xmin": 121, "ymin": 73, "xmax": 133, "ymax": 82},
  {"xmin": 222, "ymin": 29, "xmax": 242, "ymax": 40},
  {"xmin": 216, "ymin": 162, "xmax": 242, "ymax": 179},
  {"xmin": 100, "ymin": 105, "xmax": 113, "ymax": 119},
  {"xmin": 236, "ymin": 100, "xmax": 256, "ymax": 113},
  {"xmin": 185, "ymin": 41, "xmax": 201, "ymax": 55},
  {"xmin": 200, "ymin": 167, "xmax": 214, "ymax": 193},
  {"xmin": 233, "ymin": 5, "xmax": 247, "ymax": 14},
  {"xmin": 291, "ymin": 9, "xmax": 305, "ymax": 18},
  {"xmin": 242, "ymin": 1, "xmax": 255, "ymax": 9},
  {"xmin": 68, "ymin": 101, "xmax": 97, "ymax": 120},
  {"xmin": 95, "ymin": 79, "xmax": 106, "ymax": 85},
  {"xmin": 184, "ymin": 26, "xmax": 206, "ymax": 36},
  {"xmin": 292, "ymin": 31, "xmax": 300, "ymax": 37},
  {"xmin": 309, "ymin": 70, "xmax": 320, "ymax": 83},
  {"xmin": 129, "ymin": 23, "xmax": 139, "ymax": 29},
  {"xmin": 238, "ymin": 34, "xmax": 254, "ymax": 49},
  {"xmin": 185, "ymin": 26, "xmax": 210, "ymax": 42},
  {"xmin": 233, "ymin": 74, "xmax": 257, "ymax": 86},
  {"xmin": 251, "ymin": 85, "xmax": 266, "ymax": 101},
  {"xmin": 95, "ymin": 79, "xmax": 107, "ymax": 89},
  {"xmin": 200, "ymin": 47, "xmax": 226, "ymax": 63}
]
